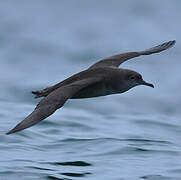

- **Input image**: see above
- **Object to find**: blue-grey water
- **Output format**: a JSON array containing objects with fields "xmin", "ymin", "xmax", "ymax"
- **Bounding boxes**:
[{"xmin": 1, "ymin": 1, "xmax": 181, "ymax": 180}]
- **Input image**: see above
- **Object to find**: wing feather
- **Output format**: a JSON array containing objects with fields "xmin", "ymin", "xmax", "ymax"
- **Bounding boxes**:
[
  {"xmin": 89, "ymin": 40, "xmax": 176, "ymax": 69},
  {"xmin": 6, "ymin": 77, "xmax": 102, "ymax": 134}
]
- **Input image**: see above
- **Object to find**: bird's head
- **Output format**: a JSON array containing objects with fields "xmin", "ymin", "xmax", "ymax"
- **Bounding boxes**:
[{"xmin": 120, "ymin": 69, "xmax": 154, "ymax": 91}]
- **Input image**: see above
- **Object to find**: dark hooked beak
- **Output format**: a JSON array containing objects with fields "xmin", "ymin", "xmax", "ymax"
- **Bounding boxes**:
[{"xmin": 141, "ymin": 80, "xmax": 154, "ymax": 88}]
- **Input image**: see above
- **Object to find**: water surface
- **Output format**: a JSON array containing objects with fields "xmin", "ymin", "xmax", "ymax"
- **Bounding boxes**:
[{"xmin": 1, "ymin": 1, "xmax": 181, "ymax": 180}]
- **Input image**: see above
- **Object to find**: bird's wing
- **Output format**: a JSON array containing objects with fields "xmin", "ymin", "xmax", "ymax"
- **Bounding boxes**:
[
  {"xmin": 89, "ymin": 40, "xmax": 176, "ymax": 69},
  {"xmin": 6, "ymin": 77, "xmax": 102, "ymax": 135}
]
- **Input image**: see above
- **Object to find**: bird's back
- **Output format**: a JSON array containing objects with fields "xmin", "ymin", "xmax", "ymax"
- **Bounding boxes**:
[{"xmin": 33, "ymin": 67, "xmax": 120, "ymax": 98}]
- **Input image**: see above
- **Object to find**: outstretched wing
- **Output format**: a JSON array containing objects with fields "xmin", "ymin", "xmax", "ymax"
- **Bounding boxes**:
[
  {"xmin": 89, "ymin": 40, "xmax": 176, "ymax": 69},
  {"xmin": 6, "ymin": 77, "xmax": 102, "ymax": 135}
]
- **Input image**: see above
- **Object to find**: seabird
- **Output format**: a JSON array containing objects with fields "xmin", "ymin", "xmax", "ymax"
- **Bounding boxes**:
[{"xmin": 6, "ymin": 40, "xmax": 176, "ymax": 134}]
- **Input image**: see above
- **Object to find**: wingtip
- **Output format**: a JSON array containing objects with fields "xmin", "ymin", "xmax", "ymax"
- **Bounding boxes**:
[
  {"xmin": 6, "ymin": 120, "xmax": 26, "ymax": 135},
  {"xmin": 160, "ymin": 40, "xmax": 176, "ymax": 49},
  {"xmin": 140, "ymin": 40, "xmax": 176, "ymax": 55},
  {"xmin": 168, "ymin": 40, "xmax": 176, "ymax": 47},
  {"xmin": 6, "ymin": 127, "xmax": 19, "ymax": 135},
  {"xmin": 172, "ymin": 40, "xmax": 176, "ymax": 45},
  {"xmin": 6, "ymin": 130, "xmax": 14, "ymax": 135}
]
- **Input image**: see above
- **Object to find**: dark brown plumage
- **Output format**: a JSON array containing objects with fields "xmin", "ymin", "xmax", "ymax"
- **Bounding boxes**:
[{"xmin": 7, "ymin": 40, "xmax": 176, "ymax": 134}]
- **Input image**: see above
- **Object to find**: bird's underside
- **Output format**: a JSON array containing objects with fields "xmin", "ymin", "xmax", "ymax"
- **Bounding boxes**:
[{"xmin": 6, "ymin": 40, "xmax": 176, "ymax": 134}]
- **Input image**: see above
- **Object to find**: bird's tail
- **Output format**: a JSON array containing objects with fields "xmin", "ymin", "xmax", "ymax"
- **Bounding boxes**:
[{"xmin": 32, "ymin": 90, "xmax": 44, "ymax": 98}]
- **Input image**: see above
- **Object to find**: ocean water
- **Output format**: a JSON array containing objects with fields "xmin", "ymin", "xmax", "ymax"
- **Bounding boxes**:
[{"xmin": 1, "ymin": 1, "xmax": 181, "ymax": 180}]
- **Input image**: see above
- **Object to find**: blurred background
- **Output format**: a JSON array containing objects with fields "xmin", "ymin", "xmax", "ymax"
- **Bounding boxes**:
[{"xmin": 0, "ymin": 1, "xmax": 181, "ymax": 180}]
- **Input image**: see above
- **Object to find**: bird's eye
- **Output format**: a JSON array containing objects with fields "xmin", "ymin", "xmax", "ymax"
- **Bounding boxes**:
[{"xmin": 130, "ymin": 76, "xmax": 135, "ymax": 80}]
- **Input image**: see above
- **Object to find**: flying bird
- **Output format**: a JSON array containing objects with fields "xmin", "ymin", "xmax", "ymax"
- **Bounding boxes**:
[{"xmin": 6, "ymin": 40, "xmax": 176, "ymax": 135}]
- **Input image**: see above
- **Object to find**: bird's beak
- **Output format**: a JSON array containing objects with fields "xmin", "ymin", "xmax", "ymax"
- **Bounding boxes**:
[{"xmin": 141, "ymin": 80, "xmax": 154, "ymax": 88}]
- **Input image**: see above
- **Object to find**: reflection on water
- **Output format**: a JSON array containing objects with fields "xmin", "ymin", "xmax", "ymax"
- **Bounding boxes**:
[{"xmin": 1, "ymin": 0, "xmax": 181, "ymax": 180}]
